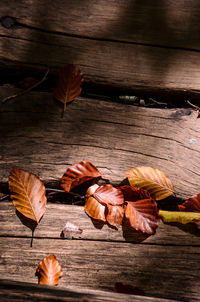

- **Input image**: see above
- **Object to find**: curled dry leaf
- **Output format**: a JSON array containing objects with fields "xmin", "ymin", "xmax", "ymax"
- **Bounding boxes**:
[
  {"xmin": 126, "ymin": 166, "xmax": 174, "ymax": 200},
  {"xmin": 106, "ymin": 204, "xmax": 124, "ymax": 229},
  {"xmin": 61, "ymin": 222, "xmax": 83, "ymax": 239},
  {"xmin": 85, "ymin": 184, "xmax": 106, "ymax": 221},
  {"xmin": 84, "ymin": 184, "xmax": 124, "ymax": 228},
  {"xmin": 159, "ymin": 210, "xmax": 200, "ymax": 224},
  {"xmin": 93, "ymin": 184, "xmax": 124, "ymax": 206},
  {"xmin": 61, "ymin": 161, "xmax": 102, "ymax": 193},
  {"xmin": 53, "ymin": 64, "xmax": 83, "ymax": 112},
  {"xmin": 178, "ymin": 193, "xmax": 200, "ymax": 212},
  {"xmin": 9, "ymin": 168, "xmax": 46, "ymax": 224},
  {"xmin": 120, "ymin": 185, "xmax": 151, "ymax": 202},
  {"xmin": 125, "ymin": 199, "xmax": 159, "ymax": 235},
  {"xmin": 36, "ymin": 254, "xmax": 63, "ymax": 286}
]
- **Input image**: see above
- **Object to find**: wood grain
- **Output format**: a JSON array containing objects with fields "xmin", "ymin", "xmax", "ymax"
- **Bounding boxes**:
[
  {"xmin": 0, "ymin": 279, "xmax": 176, "ymax": 302},
  {"xmin": 1, "ymin": 2, "xmax": 200, "ymax": 98},
  {"xmin": 0, "ymin": 201, "xmax": 199, "ymax": 245},
  {"xmin": 0, "ymin": 88, "xmax": 200, "ymax": 199},
  {"xmin": 0, "ymin": 237, "xmax": 199, "ymax": 301},
  {"xmin": 1, "ymin": 0, "xmax": 200, "ymax": 49}
]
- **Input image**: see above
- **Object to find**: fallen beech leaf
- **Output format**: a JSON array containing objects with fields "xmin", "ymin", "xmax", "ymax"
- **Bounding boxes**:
[
  {"xmin": 159, "ymin": 210, "xmax": 200, "ymax": 224},
  {"xmin": 106, "ymin": 204, "xmax": 124, "ymax": 229},
  {"xmin": 36, "ymin": 255, "xmax": 63, "ymax": 285},
  {"xmin": 115, "ymin": 282, "xmax": 145, "ymax": 296},
  {"xmin": 9, "ymin": 168, "xmax": 46, "ymax": 224},
  {"xmin": 93, "ymin": 184, "xmax": 124, "ymax": 206},
  {"xmin": 126, "ymin": 166, "xmax": 174, "ymax": 200},
  {"xmin": 61, "ymin": 222, "xmax": 83, "ymax": 238},
  {"xmin": 120, "ymin": 185, "xmax": 151, "ymax": 202},
  {"xmin": 179, "ymin": 193, "xmax": 200, "ymax": 212},
  {"xmin": 61, "ymin": 161, "xmax": 102, "ymax": 192},
  {"xmin": 125, "ymin": 199, "xmax": 159, "ymax": 234},
  {"xmin": 53, "ymin": 64, "xmax": 83, "ymax": 112},
  {"xmin": 85, "ymin": 184, "xmax": 106, "ymax": 221}
]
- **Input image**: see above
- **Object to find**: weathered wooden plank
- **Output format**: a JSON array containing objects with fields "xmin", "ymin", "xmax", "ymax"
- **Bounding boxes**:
[
  {"xmin": 1, "ymin": 0, "xmax": 200, "ymax": 50},
  {"xmin": 1, "ymin": 201, "xmax": 199, "ymax": 245},
  {"xmin": 0, "ymin": 280, "xmax": 176, "ymax": 302},
  {"xmin": 1, "ymin": 28, "xmax": 200, "ymax": 99},
  {"xmin": 0, "ymin": 88, "xmax": 200, "ymax": 199},
  {"xmin": 0, "ymin": 237, "xmax": 199, "ymax": 301}
]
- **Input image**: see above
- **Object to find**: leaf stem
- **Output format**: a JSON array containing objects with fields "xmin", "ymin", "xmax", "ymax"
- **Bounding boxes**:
[{"xmin": 1, "ymin": 68, "xmax": 49, "ymax": 104}]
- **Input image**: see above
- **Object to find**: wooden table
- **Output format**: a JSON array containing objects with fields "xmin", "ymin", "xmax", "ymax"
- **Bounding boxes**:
[{"xmin": 0, "ymin": 88, "xmax": 200, "ymax": 301}]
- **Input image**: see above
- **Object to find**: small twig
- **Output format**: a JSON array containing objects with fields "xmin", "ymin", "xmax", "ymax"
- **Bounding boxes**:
[
  {"xmin": 1, "ymin": 68, "xmax": 49, "ymax": 104},
  {"xmin": 45, "ymin": 187, "xmax": 84, "ymax": 199},
  {"xmin": 0, "ymin": 194, "xmax": 9, "ymax": 201},
  {"xmin": 186, "ymin": 100, "xmax": 200, "ymax": 110},
  {"xmin": 148, "ymin": 98, "xmax": 167, "ymax": 107}
]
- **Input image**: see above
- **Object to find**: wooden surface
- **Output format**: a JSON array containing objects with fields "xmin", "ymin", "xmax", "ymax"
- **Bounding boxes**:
[
  {"xmin": 1, "ymin": 1, "xmax": 200, "ymax": 100},
  {"xmin": 1, "ymin": 201, "xmax": 200, "ymax": 246},
  {"xmin": 0, "ymin": 280, "xmax": 176, "ymax": 302},
  {"xmin": 0, "ymin": 88, "xmax": 200, "ymax": 301},
  {"xmin": 0, "ymin": 88, "xmax": 200, "ymax": 199}
]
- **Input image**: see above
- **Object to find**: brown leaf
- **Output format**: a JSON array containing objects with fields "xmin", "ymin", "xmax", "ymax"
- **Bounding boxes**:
[
  {"xmin": 93, "ymin": 184, "xmax": 124, "ymax": 206},
  {"xmin": 9, "ymin": 168, "xmax": 47, "ymax": 224},
  {"xmin": 115, "ymin": 282, "xmax": 145, "ymax": 296},
  {"xmin": 53, "ymin": 64, "xmax": 83, "ymax": 112},
  {"xmin": 126, "ymin": 166, "xmax": 174, "ymax": 200},
  {"xmin": 84, "ymin": 184, "xmax": 106, "ymax": 221},
  {"xmin": 106, "ymin": 204, "xmax": 124, "ymax": 229},
  {"xmin": 125, "ymin": 199, "xmax": 159, "ymax": 235},
  {"xmin": 36, "ymin": 255, "xmax": 63, "ymax": 285},
  {"xmin": 60, "ymin": 222, "xmax": 83, "ymax": 239},
  {"xmin": 61, "ymin": 161, "xmax": 102, "ymax": 193},
  {"xmin": 179, "ymin": 193, "xmax": 200, "ymax": 212},
  {"xmin": 120, "ymin": 185, "xmax": 151, "ymax": 202}
]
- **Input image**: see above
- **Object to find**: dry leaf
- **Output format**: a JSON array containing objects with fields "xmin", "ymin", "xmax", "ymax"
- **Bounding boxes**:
[
  {"xmin": 120, "ymin": 185, "xmax": 151, "ymax": 202},
  {"xmin": 126, "ymin": 166, "xmax": 174, "ymax": 200},
  {"xmin": 125, "ymin": 199, "xmax": 159, "ymax": 235},
  {"xmin": 106, "ymin": 204, "xmax": 124, "ymax": 229},
  {"xmin": 178, "ymin": 193, "xmax": 200, "ymax": 212},
  {"xmin": 36, "ymin": 255, "xmax": 63, "ymax": 285},
  {"xmin": 159, "ymin": 210, "xmax": 200, "ymax": 224},
  {"xmin": 53, "ymin": 64, "xmax": 83, "ymax": 112},
  {"xmin": 9, "ymin": 168, "xmax": 47, "ymax": 224},
  {"xmin": 93, "ymin": 184, "xmax": 124, "ymax": 206},
  {"xmin": 61, "ymin": 222, "xmax": 83, "ymax": 238},
  {"xmin": 84, "ymin": 184, "xmax": 106, "ymax": 221},
  {"xmin": 61, "ymin": 161, "xmax": 102, "ymax": 193}
]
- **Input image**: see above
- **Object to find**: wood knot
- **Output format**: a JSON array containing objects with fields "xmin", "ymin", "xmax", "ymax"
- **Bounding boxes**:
[{"xmin": 1, "ymin": 16, "xmax": 17, "ymax": 29}]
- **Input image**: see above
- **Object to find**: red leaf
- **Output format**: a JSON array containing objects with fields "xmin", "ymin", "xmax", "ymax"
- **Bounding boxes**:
[
  {"xmin": 84, "ymin": 184, "xmax": 106, "ymax": 221},
  {"xmin": 179, "ymin": 193, "xmax": 200, "ymax": 212},
  {"xmin": 120, "ymin": 185, "xmax": 151, "ymax": 202},
  {"xmin": 61, "ymin": 161, "xmax": 102, "ymax": 192},
  {"xmin": 178, "ymin": 193, "xmax": 200, "ymax": 230},
  {"xmin": 53, "ymin": 64, "xmax": 83, "ymax": 112},
  {"xmin": 36, "ymin": 255, "xmax": 63, "ymax": 286},
  {"xmin": 93, "ymin": 184, "xmax": 124, "ymax": 206},
  {"xmin": 125, "ymin": 199, "xmax": 159, "ymax": 235},
  {"xmin": 115, "ymin": 282, "xmax": 145, "ymax": 296},
  {"xmin": 106, "ymin": 204, "xmax": 124, "ymax": 229}
]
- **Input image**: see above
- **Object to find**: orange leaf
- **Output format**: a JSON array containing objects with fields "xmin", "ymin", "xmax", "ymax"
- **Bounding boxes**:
[
  {"xmin": 36, "ymin": 255, "xmax": 63, "ymax": 285},
  {"xmin": 61, "ymin": 161, "xmax": 102, "ymax": 192},
  {"xmin": 84, "ymin": 184, "xmax": 106, "ymax": 221},
  {"xmin": 53, "ymin": 64, "xmax": 83, "ymax": 112},
  {"xmin": 93, "ymin": 184, "xmax": 124, "ymax": 206},
  {"xmin": 126, "ymin": 166, "xmax": 174, "ymax": 200},
  {"xmin": 9, "ymin": 168, "xmax": 47, "ymax": 224},
  {"xmin": 125, "ymin": 199, "xmax": 159, "ymax": 235},
  {"xmin": 179, "ymin": 193, "xmax": 200, "ymax": 212},
  {"xmin": 106, "ymin": 204, "xmax": 124, "ymax": 229}
]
